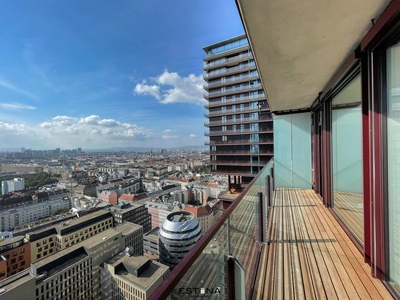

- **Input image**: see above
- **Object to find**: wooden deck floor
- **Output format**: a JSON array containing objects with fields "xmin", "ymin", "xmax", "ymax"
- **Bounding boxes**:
[{"xmin": 253, "ymin": 188, "xmax": 393, "ymax": 300}]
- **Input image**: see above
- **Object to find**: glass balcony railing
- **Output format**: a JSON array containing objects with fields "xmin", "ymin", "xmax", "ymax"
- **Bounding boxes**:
[{"xmin": 148, "ymin": 158, "xmax": 275, "ymax": 300}]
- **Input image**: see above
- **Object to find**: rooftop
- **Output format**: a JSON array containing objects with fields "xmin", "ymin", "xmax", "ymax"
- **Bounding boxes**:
[
  {"xmin": 108, "ymin": 255, "xmax": 169, "ymax": 291},
  {"xmin": 115, "ymin": 222, "xmax": 143, "ymax": 236},
  {"xmin": 167, "ymin": 211, "xmax": 194, "ymax": 223},
  {"xmin": 144, "ymin": 227, "xmax": 160, "ymax": 240}
]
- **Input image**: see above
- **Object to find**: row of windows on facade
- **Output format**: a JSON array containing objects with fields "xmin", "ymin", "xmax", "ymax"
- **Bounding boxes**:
[
  {"xmin": 207, "ymin": 61, "xmax": 256, "ymax": 76},
  {"xmin": 206, "ymin": 49, "xmax": 252, "ymax": 66},
  {"xmin": 112, "ymin": 278, "xmax": 145, "ymax": 300}
]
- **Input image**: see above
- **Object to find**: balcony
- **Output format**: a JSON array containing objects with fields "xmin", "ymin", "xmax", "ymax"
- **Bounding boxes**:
[
  {"xmin": 204, "ymin": 94, "xmax": 267, "ymax": 109},
  {"xmin": 203, "ymin": 44, "xmax": 250, "ymax": 61},
  {"xmin": 209, "ymin": 150, "xmax": 274, "ymax": 155},
  {"xmin": 205, "ymin": 117, "xmax": 273, "ymax": 127},
  {"xmin": 204, "ymin": 65, "xmax": 257, "ymax": 81},
  {"xmin": 209, "ymin": 160, "xmax": 266, "ymax": 166},
  {"xmin": 205, "ymin": 84, "xmax": 261, "ymax": 99},
  {"xmin": 205, "ymin": 107, "xmax": 261, "ymax": 118},
  {"xmin": 206, "ymin": 138, "xmax": 274, "ymax": 145},
  {"xmin": 204, "ymin": 72, "xmax": 259, "ymax": 89},
  {"xmin": 148, "ymin": 159, "xmax": 392, "ymax": 300},
  {"xmin": 203, "ymin": 52, "xmax": 253, "ymax": 70},
  {"xmin": 205, "ymin": 129, "xmax": 273, "ymax": 136}
]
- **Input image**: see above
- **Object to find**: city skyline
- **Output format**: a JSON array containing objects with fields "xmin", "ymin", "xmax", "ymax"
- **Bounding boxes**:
[{"xmin": 0, "ymin": 1, "xmax": 244, "ymax": 149}]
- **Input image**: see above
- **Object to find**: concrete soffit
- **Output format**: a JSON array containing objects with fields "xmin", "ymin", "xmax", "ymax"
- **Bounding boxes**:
[{"xmin": 236, "ymin": 0, "xmax": 391, "ymax": 112}]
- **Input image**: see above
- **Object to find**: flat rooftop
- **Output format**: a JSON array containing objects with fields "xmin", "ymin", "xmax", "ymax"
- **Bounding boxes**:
[
  {"xmin": 108, "ymin": 255, "xmax": 168, "ymax": 291},
  {"xmin": 115, "ymin": 222, "xmax": 142, "ymax": 236},
  {"xmin": 144, "ymin": 227, "xmax": 159, "ymax": 241},
  {"xmin": 0, "ymin": 271, "xmax": 33, "ymax": 291},
  {"xmin": 28, "ymin": 210, "xmax": 112, "ymax": 238}
]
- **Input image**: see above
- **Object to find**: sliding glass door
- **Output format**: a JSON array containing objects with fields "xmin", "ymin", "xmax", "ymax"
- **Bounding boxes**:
[
  {"xmin": 331, "ymin": 74, "xmax": 364, "ymax": 246},
  {"xmin": 387, "ymin": 42, "xmax": 400, "ymax": 292}
]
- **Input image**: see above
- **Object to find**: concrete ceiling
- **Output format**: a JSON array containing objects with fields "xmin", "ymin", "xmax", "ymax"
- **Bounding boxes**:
[{"xmin": 236, "ymin": 0, "xmax": 391, "ymax": 112}]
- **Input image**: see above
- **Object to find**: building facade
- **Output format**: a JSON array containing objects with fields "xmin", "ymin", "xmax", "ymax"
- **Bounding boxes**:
[
  {"xmin": 0, "ymin": 197, "xmax": 71, "ymax": 232},
  {"xmin": 1, "ymin": 178, "xmax": 25, "ymax": 195},
  {"xmin": 0, "ymin": 236, "xmax": 31, "ymax": 280},
  {"xmin": 110, "ymin": 202, "xmax": 152, "ymax": 233},
  {"xmin": 143, "ymin": 227, "xmax": 160, "ymax": 260},
  {"xmin": 25, "ymin": 210, "xmax": 114, "ymax": 263},
  {"xmin": 203, "ymin": 35, "xmax": 274, "ymax": 187},
  {"xmin": 0, "ymin": 225, "xmax": 141, "ymax": 300}
]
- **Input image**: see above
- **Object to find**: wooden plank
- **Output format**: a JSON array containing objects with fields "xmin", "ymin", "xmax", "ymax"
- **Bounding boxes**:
[
  {"xmin": 256, "ymin": 188, "xmax": 392, "ymax": 299},
  {"xmin": 287, "ymin": 189, "xmax": 306, "ymax": 300},
  {"xmin": 299, "ymin": 189, "xmax": 355, "ymax": 300},
  {"xmin": 305, "ymin": 189, "xmax": 391, "ymax": 300}
]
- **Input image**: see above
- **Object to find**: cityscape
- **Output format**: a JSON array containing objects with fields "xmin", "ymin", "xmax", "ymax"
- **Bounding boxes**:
[{"xmin": 1, "ymin": 1, "xmax": 400, "ymax": 300}]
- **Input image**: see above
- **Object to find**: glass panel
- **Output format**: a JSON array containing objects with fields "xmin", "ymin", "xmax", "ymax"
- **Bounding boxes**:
[
  {"xmin": 387, "ymin": 43, "xmax": 400, "ymax": 291},
  {"xmin": 291, "ymin": 113, "xmax": 312, "ymax": 188},
  {"xmin": 331, "ymin": 74, "xmax": 363, "ymax": 245},
  {"xmin": 166, "ymin": 160, "xmax": 274, "ymax": 299},
  {"xmin": 274, "ymin": 113, "xmax": 312, "ymax": 188}
]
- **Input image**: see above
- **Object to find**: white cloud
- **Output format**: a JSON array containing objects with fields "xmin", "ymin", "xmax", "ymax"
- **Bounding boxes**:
[
  {"xmin": 162, "ymin": 135, "xmax": 178, "ymax": 140},
  {"xmin": 189, "ymin": 134, "xmax": 197, "ymax": 138},
  {"xmin": 163, "ymin": 129, "xmax": 176, "ymax": 133},
  {"xmin": 134, "ymin": 81, "xmax": 160, "ymax": 99},
  {"xmin": 134, "ymin": 70, "xmax": 205, "ymax": 105},
  {"xmin": 0, "ymin": 115, "xmax": 152, "ymax": 149},
  {"xmin": 0, "ymin": 102, "xmax": 37, "ymax": 110}
]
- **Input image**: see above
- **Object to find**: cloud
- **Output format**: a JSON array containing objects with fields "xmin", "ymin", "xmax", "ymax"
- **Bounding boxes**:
[
  {"xmin": 0, "ymin": 102, "xmax": 37, "ymax": 110},
  {"xmin": 162, "ymin": 135, "xmax": 178, "ymax": 140},
  {"xmin": 189, "ymin": 134, "xmax": 197, "ymax": 138},
  {"xmin": 134, "ymin": 81, "xmax": 160, "ymax": 99},
  {"xmin": 38, "ymin": 115, "xmax": 149, "ymax": 140},
  {"xmin": 0, "ymin": 115, "xmax": 152, "ymax": 149},
  {"xmin": 0, "ymin": 79, "xmax": 41, "ymax": 101},
  {"xmin": 163, "ymin": 129, "xmax": 176, "ymax": 133},
  {"xmin": 134, "ymin": 70, "xmax": 205, "ymax": 105}
]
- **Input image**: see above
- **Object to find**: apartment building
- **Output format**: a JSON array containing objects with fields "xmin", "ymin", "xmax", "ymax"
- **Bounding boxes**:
[
  {"xmin": 203, "ymin": 35, "xmax": 274, "ymax": 187},
  {"xmin": 0, "ymin": 236, "xmax": 31, "ymax": 280},
  {"xmin": 1, "ymin": 178, "xmax": 25, "ymax": 195},
  {"xmin": 145, "ymin": 202, "xmax": 177, "ymax": 229},
  {"xmin": 109, "ymin": 202, "xmax": 152, "ymax": 233},
  {"xmin": 184, "ymin": 202, "xmax": 222, "ymax": 235},
  {"xmin": 0, "ymin": 197, "xmax": 71, "ymax": 232},
  {"xmin": 143, "ymin": 227, "xmax": 159, "ymax": 260},
  {"xmin": 25, "ymin": 210, "xmax": 114, "ymax": 263},
  {"xmin": 116, "ymin": 222, "xmax": 144, "ymax": 256},
  {"xmin": 0, "ymin": 224, "xmax": 153, "ymax": 300}
]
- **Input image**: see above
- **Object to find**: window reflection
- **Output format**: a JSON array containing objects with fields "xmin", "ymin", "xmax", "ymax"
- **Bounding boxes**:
[
  {"xmin": 331, "ymin": 74, "xmax": 363, "ymax": 245},
  {"xmin": 387, "ymin": 42, "xmax": 400, "ymax": 291}
]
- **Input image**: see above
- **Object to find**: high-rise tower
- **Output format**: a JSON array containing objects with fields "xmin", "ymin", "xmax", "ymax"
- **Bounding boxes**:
[{"xmin": 203, "ymin": 35, "xmax": 273, "ymax": 188}]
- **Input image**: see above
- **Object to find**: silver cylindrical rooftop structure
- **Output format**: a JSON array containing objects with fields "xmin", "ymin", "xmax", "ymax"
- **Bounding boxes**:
[{"xmin": 159, "ymin": 211, "xmax": 202, "ymax": 269}]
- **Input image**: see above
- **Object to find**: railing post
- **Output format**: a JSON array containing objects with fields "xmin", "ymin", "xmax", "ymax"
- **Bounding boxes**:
[
  {"xmin": 226, "ymin": 255, "xmax": 236, "ymax": 300},
  {"xmin": 227, "ymin": 217, "xmax": 231, "ymax": 255},
  {"xmin": 267, "ymin": 175, "xmax": 271, "ymax": 208},
  {"xmin": 258, "ymin": 192, "xmax": 264, "ymax": 243}
]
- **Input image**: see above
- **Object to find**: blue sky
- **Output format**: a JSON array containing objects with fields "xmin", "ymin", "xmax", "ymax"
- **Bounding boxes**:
[{"xmin": 0, "ymin": 0, "xmax": 244, "ymax": 150}]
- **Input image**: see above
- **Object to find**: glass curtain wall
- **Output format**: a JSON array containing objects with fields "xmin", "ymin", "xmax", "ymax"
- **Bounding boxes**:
[
  {"xmin": 387, "ymin": 42, "xmax": 400, "ymax": 292},
  {"xmin": 331, "ymin": 74, "xmax": 363, "ymax": 245}
]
